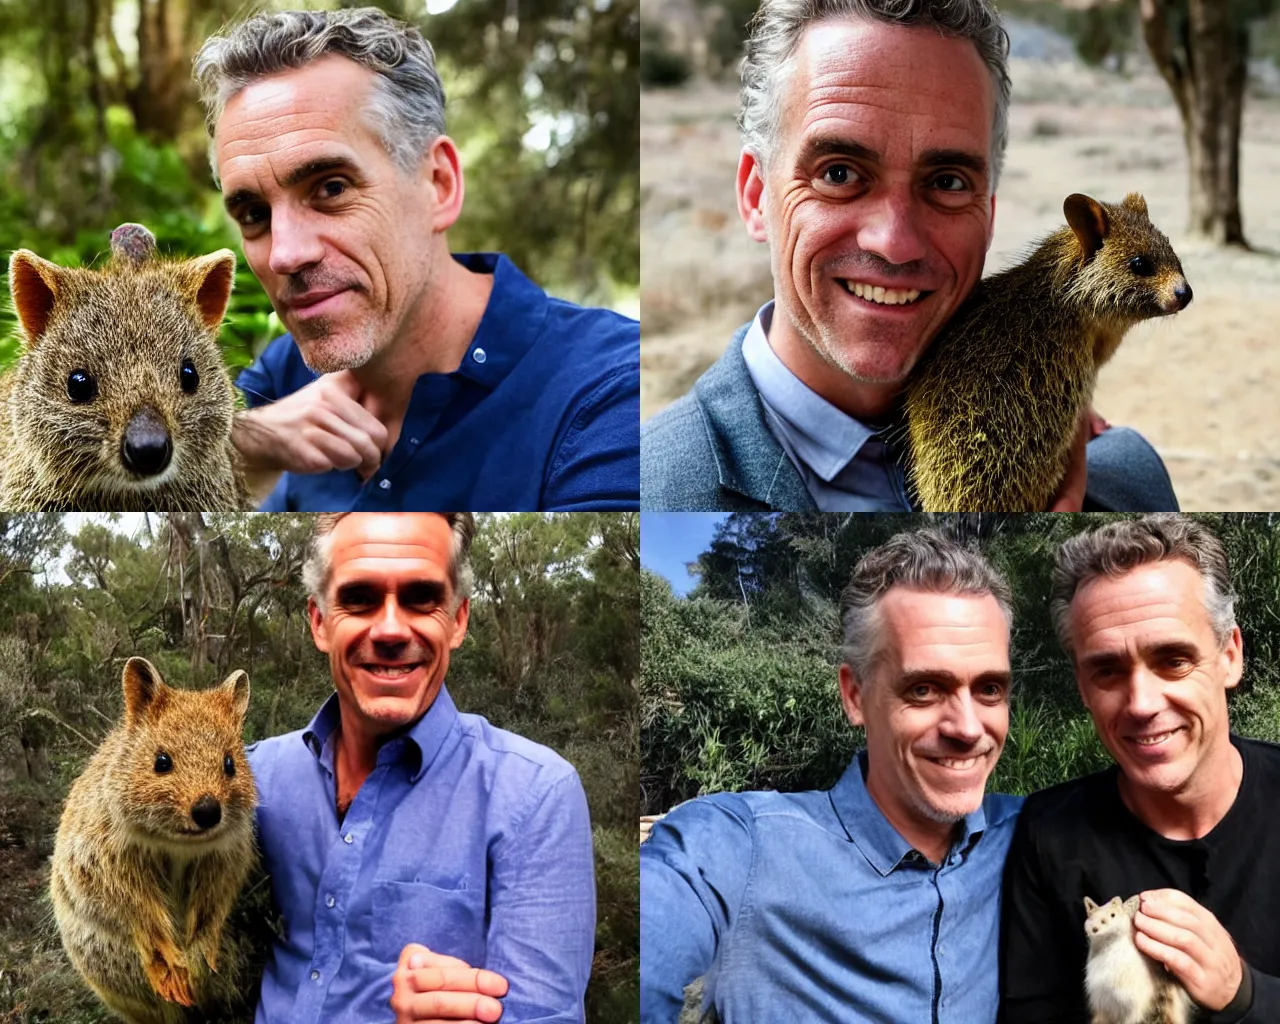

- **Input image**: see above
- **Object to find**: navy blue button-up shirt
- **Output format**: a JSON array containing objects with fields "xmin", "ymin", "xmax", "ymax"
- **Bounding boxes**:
[
  {"xmin": 640, "ymin": 752, "xmax": 1023, "ymax": 1023},
  {"xmin": 237, "ymin": 253, "xmax": 639, "ymax": 511},
  {"xmin": 246, "ymin": 685, "xmax": 596, "ymax": 1023}
]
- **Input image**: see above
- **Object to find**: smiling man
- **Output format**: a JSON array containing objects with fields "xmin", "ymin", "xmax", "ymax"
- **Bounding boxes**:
[
  {"xmin": 1000, "ymin": 515, "xmax": 1280, "ymax": 1023},
  {"xmin": 640, "ymin": 0, "xmax": 1177, "ymax": 513},
  {"xmin": 246, "ymin": 512, "xmax": 595, "ymax": 1024},
  {"xmin": 193, "ymin": 8, "xmax": 638, "ymax": 511},
  {"xmin": 641, "ymin": 529, "xmax": 1023, "ymax": 1022}
]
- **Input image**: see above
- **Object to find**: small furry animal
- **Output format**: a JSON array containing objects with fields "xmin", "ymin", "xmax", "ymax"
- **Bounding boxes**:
[
  {"xmin": 0, "ymin": 224, "xmax": 248, "ymax": 510},
  {"xmin": 51, "ymin": 657, "xmax": 258, "ymax": 1024},
  {"xmin": 1084, "ymin": 895, "xmax": 1195, "ymax": 1024},
  {"xmin": 904, "ymin": 193, "xmax": 1192, "ymax": 511}
]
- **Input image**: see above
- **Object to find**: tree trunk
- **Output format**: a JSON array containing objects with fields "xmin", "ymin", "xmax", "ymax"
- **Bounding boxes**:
[{"xmin": 1139, "ymin": 0, "xmax": 1249, "ymax": 246}]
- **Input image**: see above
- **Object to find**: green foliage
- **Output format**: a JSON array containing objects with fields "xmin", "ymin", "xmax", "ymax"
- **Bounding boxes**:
[
  {"xmin": 642, "ymin": 513, "xmax": 1280, "ymax": 814},
  {"xmin": 0, "ymin": 511, "xmax": 639, "ymax": 1024}
]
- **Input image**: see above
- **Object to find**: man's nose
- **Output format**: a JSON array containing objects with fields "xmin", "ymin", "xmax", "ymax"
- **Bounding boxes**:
[
  {"xmin": 938, "ymin": 692, "xmax": 984, "ymax": 746},
  {"xmin": 369, "ymin": 596, "xmax": 412, "ymax": 643},
  {"xmin": 855, "ymin": 187, "xmax": 929, "ymax": 266},
  {"xmin": 267, "ymin": 206, "xmax": 325, "ymax": 277},
  {"xmin": 1124, "ymin": 665, "xmax": 1165, "ymax": 719}
]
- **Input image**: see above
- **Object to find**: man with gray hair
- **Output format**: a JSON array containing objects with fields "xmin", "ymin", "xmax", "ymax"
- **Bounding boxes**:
[
  {"xmin": 246, "ymin": 512, "xmax": 596, "ymax": 1023},
  {"xmin": 194, "ymin": 7, "xmax": 639, "ymax": 512},
  {"xmin": 641, "ymin": 528, "xmax": 1022, "ymax": 1021},
  {"xmin": 640, "ymin": 0, "xmax": 1176, "ymax": 513},
  {"xmin": 1000, "ymin": 514, "xmax": 1280, "ymax": 1022}
]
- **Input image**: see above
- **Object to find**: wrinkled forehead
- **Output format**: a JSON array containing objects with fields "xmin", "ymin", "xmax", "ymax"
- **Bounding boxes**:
[
  {"xmin": 327, "ymin": 515, "xmax": 454, "ymax": 588},
  {"xmin": 777, "ymin": 17, "xmax": 994, "ymax": 158}
]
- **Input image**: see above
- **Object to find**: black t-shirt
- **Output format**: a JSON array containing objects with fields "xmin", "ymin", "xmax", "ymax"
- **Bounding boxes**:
[{"xmin": 998, "ymin": 735, "xmax": 1280, "ymax": 1024}]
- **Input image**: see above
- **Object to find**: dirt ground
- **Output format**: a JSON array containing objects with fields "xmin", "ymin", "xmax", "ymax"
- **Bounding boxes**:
[{"xmin": 640, "ymin": 58, "xmax": 1280, "ymax": 510}]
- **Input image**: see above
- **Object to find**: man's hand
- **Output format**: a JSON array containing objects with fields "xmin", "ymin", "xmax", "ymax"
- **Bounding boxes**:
[
  {"xmin": 1134, "ymin": 889, "xmax": 1244, "ymax": 1012},
  {"xmin": 1047, "ymin": 407, "xmax": 1103, "ymax": 511},
  {"xmin": 389, "ymin": 943, "xmax": 509, "ymax": 1024},
  {"xmin": 233, "ymin": 370, "xmax": 388, "ymax": 492}
]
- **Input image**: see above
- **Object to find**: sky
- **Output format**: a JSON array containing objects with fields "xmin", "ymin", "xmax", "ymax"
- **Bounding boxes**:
[{"xmin": 640, "ymin": 513, "xmax": 727, "ymax": 596}]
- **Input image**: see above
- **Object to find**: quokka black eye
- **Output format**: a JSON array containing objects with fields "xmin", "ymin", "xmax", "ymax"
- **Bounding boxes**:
[
  {"xmin": 180, "ymin": 359, "xmax": 199, "ymax": 394},
  {"xmin": 154, "ymin": 751, "xmax": 173, "ymax": 773},
  {"xmin": 223, "ymin": 753, "xmax": 235, "ymax": 777},
  {"xmin": 1128, "ymin": 255, "xmax": 1155, "ymax": 277},
  {"xmin": 66, "ymin": 370, "xmax": 98, "ymax": 403}
]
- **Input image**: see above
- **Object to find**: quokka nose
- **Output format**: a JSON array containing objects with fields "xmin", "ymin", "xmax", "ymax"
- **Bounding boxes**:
[
  {"xmin": 121, "ymin": 406, "xmax": 173, "ymax": 477},
  {"xmin": 191, "ymin": 795, "xmax": 222, "ymax": 830},
  {"xmin": 1175, "ymin": 281, "xmax": 1193, "ymax": 309}
]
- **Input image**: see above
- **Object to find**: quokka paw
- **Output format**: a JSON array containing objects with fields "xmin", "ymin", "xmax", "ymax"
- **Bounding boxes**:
[{"xmin": 146, "ymin": 953, "xmax": 195, "ymax": 1007}]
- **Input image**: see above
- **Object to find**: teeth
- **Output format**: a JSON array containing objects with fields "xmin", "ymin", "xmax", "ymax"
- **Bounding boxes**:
[
  {"xmin": 935, "ymin": 756, "xmax": 979, "ymax": 770},
  {"xmin": 1133, "ymin": 731, "xmax": 1176, "ymax": 746},
  {"xmin": 844, "ymin": 280, "xmax": 923, "ymax": 305},
  {"xmin": 366, "ymin": 665, "xmax": 416, "ymax": 677}
]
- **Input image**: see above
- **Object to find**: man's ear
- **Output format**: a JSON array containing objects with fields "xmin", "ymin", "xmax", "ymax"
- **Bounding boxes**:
[
  {"xmin": 736, "ymin": 148, "xmax": 769, "ymax": 244},
  {"xmin": 1223, "ymin": 625, "xmax": 1244, "ymax": 692},
  {"xmin": 838, "ymin": 663, "xmax": 865, "ymax": 728},
  {"xmin": 449, "ymin": 596, "xmax": 470, "ymax": 651},
  {"xmin": 308, "ymin": 595, "xmax": 331, "ymax": 654},
  {"xmin": 423, "ymin": 135, "xmax": 465, "ymax": 233},
  {"xmin": 986, "ymin": 191, "xmax": 997, "ymax": 250}
]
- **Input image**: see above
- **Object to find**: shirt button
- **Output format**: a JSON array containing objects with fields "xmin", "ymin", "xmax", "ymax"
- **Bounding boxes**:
[
  {"xmin": 326, "ymin": 894, "xmax": 336, "ymax": 908},
  {"xmin": 310, "ymin": 970, "xmax": 320, "ymax": 982},
  {"xmin": 473, "ymin": 348, "xmax": 487, "ymax": 364},
  {"xmin": 409, "ymin": 437, "xmax": 419, "ymax": 446},
  {"xmin": 344, "ymin": 833, "xmax": 354, "ymax": 844},
  {"xmin": 379, "ymin": 478, "xmax": 391, "ymax": 490}
]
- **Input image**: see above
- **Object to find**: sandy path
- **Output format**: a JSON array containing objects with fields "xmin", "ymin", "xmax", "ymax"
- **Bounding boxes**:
[{"xmin": 640, "ymin": 59, "xmax": 1280, "ymax": 510}]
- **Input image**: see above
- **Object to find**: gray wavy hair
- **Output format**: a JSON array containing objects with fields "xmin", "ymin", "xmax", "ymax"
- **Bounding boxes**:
[
  {"xmin": 1050, "ymin": 515, "xmax": 1237, "ymax": 653},
  {"xmin": 194, "ymin": 7, "xmax": 446, "ymax": 184},
  {"xmin": 840, "ymin": 529, "xmax": 1013, "ymax": 681},
  {"xmin": 303, "ymin": 513, "xmax": 476, "ymax": 610},
  {"xmin": 740, "ymin": 0, "xmax": 1011, "ymax": 187}
]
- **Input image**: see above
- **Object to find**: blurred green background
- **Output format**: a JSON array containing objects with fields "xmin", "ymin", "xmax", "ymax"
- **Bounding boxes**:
[{"xmin": 0, "ymin": 0, "xmax": 639, "ymax": 373}]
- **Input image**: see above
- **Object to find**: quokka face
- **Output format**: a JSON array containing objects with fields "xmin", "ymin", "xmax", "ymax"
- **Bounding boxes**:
[
  {"xmin": 6, "ymin": 225, "xmax": 238, "ymax": 502},
  {"xmin": 1084, "ymin": 894, "xmax": 1139, "ymax": 939},
  {"xmin": 114, "ymin": 658, "xmax": 257, "ymax": 852},
  {"xmin": 1065, "ymin": 192, "xmax": 1193, "ymax": 323}
]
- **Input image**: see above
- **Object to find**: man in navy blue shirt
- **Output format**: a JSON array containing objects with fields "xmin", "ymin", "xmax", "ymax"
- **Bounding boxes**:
[
  {"xmin": 194, "ymin": 9, "xmax": 637, "ymax": 512},
  {"xmin": 641, "ymin": 530, "xmax": 1023, "ymax": 1022},
  {"xmin": 248, "ymin": 512, "xmax": 595, "ymax": 1023}
]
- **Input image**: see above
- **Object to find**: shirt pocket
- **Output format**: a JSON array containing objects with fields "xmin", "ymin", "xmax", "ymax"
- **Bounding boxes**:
[{"xmin": 371, "ymin": 879, "xmax": 488, "ymax": 969}]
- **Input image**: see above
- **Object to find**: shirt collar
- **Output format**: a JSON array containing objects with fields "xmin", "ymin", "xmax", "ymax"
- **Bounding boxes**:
[
  {"xmin": 740, "ymin": 302, "xmax": 886, "ymax": 482},
  {"xmin": 444, "ymin": 253, "xmax": 550, "ymax": 389},
  {"xmin": 301, "ymin": 682, "xmax": 461, "ymax": 783},
  {"xmin": 829, "ymin": 750, "xmax": 988, "ymax": 874}
]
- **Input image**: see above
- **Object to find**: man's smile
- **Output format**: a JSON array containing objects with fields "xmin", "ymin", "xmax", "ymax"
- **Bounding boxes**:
[{"xmin": 838, "ymin": 279, "xmax": 928, "ymax": 306}]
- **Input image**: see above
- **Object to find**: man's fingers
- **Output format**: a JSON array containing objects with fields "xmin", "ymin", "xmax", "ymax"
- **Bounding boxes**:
[
  {"xmin": 312, "ymin": 409, "xmax": 384, "ymax": 470},
  {"xmin": 322, "ymin": 384, "xmax": 390, "ymax": 448},
  {"xmin": 398, "ymin": 943, "xmax": 432, "ymax": 972},
  {"xmin": 407, "ymin": 966, "xmax": 510, "ymax": 998},
  {"xmin": 400, "ymin": 991, "xmax": 504, "ymax": 1023}
]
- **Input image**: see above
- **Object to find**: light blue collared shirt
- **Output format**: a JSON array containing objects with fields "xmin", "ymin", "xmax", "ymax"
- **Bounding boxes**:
[
  {"xmin": 640, "ymin": 751, "xmax": 1023, "ymax": 1023},
  {"xmin": 247, "ymin": 684, "xmax": 595, "ymax": 1024},
  {"xmin": 741, "ymin": 302, "xmax": 912, "ymax": 510}
]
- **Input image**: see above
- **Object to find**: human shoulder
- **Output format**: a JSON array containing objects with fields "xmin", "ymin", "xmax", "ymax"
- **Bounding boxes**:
[
  {"xmin": 454, "ymin": 711, "xmax": 581, "ymax": 791},
  {"xmin": 641, "ymin": 391, "xmax": 722, "ymax": 511},
  {"xmin": 982, "ymin": 791, "xmax": 1025, "ymax": 834},
  {"xmin": 1015, "ymin": 768, "xmax": 1116, "ymax": 852},
  {"xmin": 235, "ymin": 332, "xmax": 315, "ymax": 406},
  {"xmin": 244, "ymin": 726, "xmax": 310, "ymax": 793}
]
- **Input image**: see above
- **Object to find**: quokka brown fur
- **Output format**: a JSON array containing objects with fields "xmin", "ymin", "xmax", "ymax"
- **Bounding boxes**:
[
  {"xmin": 51, "ymin": 657, "xmax": 257, "ymax": 1024},
  {"xmin": 1083, "ymin": 895, "xmax": 1195, "ymax": 1024},
  {"xmin": 1, "ymin": 224, "xmax": 248, "ymax": 510},
  {"xmin": 904, "ymin": 193, "xmax": 1192, "ymax": 511}
]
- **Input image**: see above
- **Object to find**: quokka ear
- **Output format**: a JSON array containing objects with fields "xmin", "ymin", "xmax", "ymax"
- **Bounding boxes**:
[
  {"xmin": 1064, "ymin": 193, "xmax": 1109, "ymax": 260},
  {"xmin": 122, "ymin": 657, "xmax": 169, "ymax": 728},
  {"xmin": 220, "ymin": 668, "xmax": 251, "ymax": 725},
  {"xmin": 1083, "ymin": 896, "xmax": 1099, "ymax": 914},
  {"xmin": 1122, "ymin": 192, "xmax": 1149, "ymax": 218},
  {"xmin": 8, "ymin": 250, "xmax": 67, "ymax": 349},
  {"xmin": 177, "ymin": 249, "xmax": 237, "ymax": 331},
  {"xmin": 1123, "ymin": 895, "xmax": 1141, "ymax": 915}
]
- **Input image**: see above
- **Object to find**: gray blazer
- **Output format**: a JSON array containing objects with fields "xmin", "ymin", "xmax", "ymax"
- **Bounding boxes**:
[{"xmin": 641, "ymin": 326, "xmax": 1179, "ymax": 512}]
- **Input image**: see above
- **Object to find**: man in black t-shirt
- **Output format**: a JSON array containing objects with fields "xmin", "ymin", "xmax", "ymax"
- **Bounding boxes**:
[{"xmin": 1000, "ymin": 515, "xmax": 1278, "ymax": 1024}]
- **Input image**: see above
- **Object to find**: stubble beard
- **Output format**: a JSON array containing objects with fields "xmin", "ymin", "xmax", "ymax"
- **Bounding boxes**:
[{"xmin": 295, "ymin": 315, "xmax": 381, "ymax": 374}]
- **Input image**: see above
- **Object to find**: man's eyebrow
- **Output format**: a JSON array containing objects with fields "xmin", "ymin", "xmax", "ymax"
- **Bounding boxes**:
[
  {"xmin": 222, "ymin": 157, "xmax": 355, "ymax": 211},
  {"xmin": 920, "ymin": 148, "xmax": 988, "ymax": 176},
  {"xmin": 799, "ymin": 137, "xmax": 881, "ymax": 164}
]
